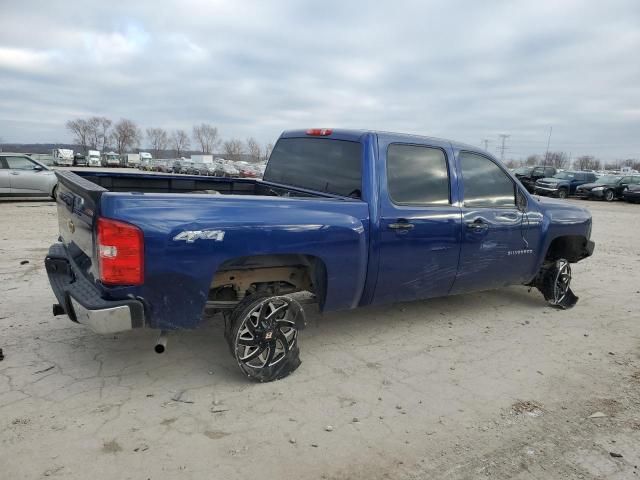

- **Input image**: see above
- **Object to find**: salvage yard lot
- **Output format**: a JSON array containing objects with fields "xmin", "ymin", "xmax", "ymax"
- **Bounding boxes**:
[{"xmin": 1, "ymin": 198, "xmax": 639, "ymax": 479}]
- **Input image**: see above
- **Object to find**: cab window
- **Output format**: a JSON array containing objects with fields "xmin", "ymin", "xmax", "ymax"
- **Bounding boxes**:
[
  {"xmin": 460, "ymin": 152, "xmax": 515, "ymax": 208},
  {"xmin": 5, "ymin": 156, "xmax": 38, "ymax": 170},
  {"xmin": 386, "ymin": 144, "xmax": 450, "ymax": 205}
]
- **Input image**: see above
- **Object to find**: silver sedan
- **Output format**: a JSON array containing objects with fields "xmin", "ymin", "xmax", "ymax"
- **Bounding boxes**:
[{"xmin": 0, "ymin": 154, "xmax": 58, "ymax": 199}]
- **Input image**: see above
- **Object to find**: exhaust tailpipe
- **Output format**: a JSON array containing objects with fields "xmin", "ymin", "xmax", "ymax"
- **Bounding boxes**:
[{"xmin": 155, "ymin": 331, "xmax": 168, "ymax": 354}]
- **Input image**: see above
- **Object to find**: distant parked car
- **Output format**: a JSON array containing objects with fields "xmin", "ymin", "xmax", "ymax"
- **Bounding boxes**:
[
  {"xmin": 535, "ymin": 171, "xmax": 597, "ymax": 199},
  {"xmin": 181, "ymin": 161, "xmax": 196, "ymax": 175},
  {"xmin": 171, "ymin": 160, "xmax": 185, "ymax": 174},
  {"xmin": 0, "ymin": 154, "xmax": 58, "ymax": 199},
  {"xmin": 213, "ymin": 161, "xmax": 240, "ymax": 177},
  {"xmin": 73, "ymin": 153, "xmax": 87, "ymax": 166},
  {"xmin": 623, "ymin": 183, "xmax": 640, "ymax": 203},
  {"xmin": 576, "ymin": 175, "xmax": 640, "ymax": 201},
  {"xmin": 154, "ymin": 160, "xmax": 173, "ymax": 173},
  {"xmin": 191, "ymin": 162, "xmax": 211, "ymax": 176},
  {"xmin": 138, "ymin": 158, "xmax": 152, "ymax": 171},
  {"xmin": 237, "ymin": 163, "xmax": 259, "ymax": 178},
  {"xmin": 514, "ymin": 166, "xmax": 556, "ymax": 193},
  {"xmin": 102, "ymin": 152, "xmax": 121, "ymax": 167}
]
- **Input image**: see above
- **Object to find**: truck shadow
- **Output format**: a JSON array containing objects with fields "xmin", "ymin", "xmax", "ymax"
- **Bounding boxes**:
[{"xmin": 63, "ymin": 286, "xmax": 549, "ymax": 386}]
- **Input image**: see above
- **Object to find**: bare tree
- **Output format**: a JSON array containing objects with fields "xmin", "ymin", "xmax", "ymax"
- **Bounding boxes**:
[
  {"xmin": 96, "ymin": 117, "xmax": 112, "ymax": 151},
  {"xmin": 525, "ymin": 154, "xmax": 541, "ymax": 166},
  {"xmin": 223, "ymin": 138, "xmax": 244, "ymax": 161},
  {"xmin": 111, "ymin": 119, "xmax": 141, "ymax": 155},
  {"xmin": 574, "ymin": 155, "xmax": 600, "ymax": 171},
  {"xmin": 192, "ymin": 123, "xmax": 221, "ymax": 153},
  {"xmin": 620, "ymin": 158, "xmax": 640, "ymax": 170},
  {"xmin": 245, "ymin": 137, "xmax": 261, "ymax": 162},
  {"xmin": 262, "ymin": 142, "xmax": 274, "ymax": 162},
  {"xmin": 66, "ymin": 119, "xmax": 92, "ymax": 153},
  {"xmin": 171, "ymin": 129, "xmax": 191, "ymax": 158},
  {"xmin": 87, "ymin": 117, "xmax": 101, "ymax": 149},
  {"xmin": 546, "ymin": 151, "xmax": 569, "ymax": 169},
  {"xmin": 146, "ymin": 127, "xmax": 169, "ymax": 158}
]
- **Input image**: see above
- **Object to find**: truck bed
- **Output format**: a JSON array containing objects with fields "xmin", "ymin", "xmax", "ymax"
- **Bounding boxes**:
[{"xmin": 62, "ymin": 170, "xmax": 327, "ymax": 198}]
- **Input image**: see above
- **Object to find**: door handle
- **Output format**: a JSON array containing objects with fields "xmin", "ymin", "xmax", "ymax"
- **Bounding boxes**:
[
  {"xmin": 389, "ymin": 222, "xmax": 415, "ymax": 230},
  {"xmin": 465, "ymin": 219, "xmax": 489, "ymax": 231},
  {"xmin": 10, "ymin": 172, "xmax": 20, "ymax": 175}
]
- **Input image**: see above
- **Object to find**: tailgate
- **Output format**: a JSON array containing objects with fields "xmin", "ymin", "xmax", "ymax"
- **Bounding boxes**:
[{"xmin": 55, "ymin": 171, "xmax": 107, "ymax": 277}]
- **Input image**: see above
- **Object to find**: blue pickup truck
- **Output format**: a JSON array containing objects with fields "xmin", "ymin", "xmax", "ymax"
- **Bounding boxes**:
[{"xmin": 45, "ymin": 129, "xmax": 594, "ymax": 381}]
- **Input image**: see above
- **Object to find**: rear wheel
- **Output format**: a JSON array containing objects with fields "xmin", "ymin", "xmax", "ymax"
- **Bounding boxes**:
[
  {"xmin": 226, "ymin": 294, "xmax": 305, "ymax": 382},
  {"xmin": 604, "ymin": 189, "xmax": 615, "ymax": 201}
]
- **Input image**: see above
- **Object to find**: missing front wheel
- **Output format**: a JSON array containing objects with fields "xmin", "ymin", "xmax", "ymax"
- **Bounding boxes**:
[{"xmin": 532, "ymin": 258, "xmax": 578, "ymax": 309}]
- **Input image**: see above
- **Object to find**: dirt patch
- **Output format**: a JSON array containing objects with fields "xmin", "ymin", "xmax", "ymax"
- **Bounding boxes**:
[
  {"xmin": 204, "ymin": 430, "xmax": 230, "ymax": 440},
  {"xmin": 102, "ymin": 440, "xmax": 122, "ymax": 454},
  {"xmin": 511, "ymin": 400, "xmax": 545, "ymax": 417}
]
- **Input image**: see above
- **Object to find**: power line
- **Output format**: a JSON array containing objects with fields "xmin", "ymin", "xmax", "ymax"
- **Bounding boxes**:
[
  {"xmin": 498, "ymin": 134, "xmax": 510, "ymax": 162},
  {"xmin": 543, "ymin": 126, "xmax": 553, "ymax": 166}
]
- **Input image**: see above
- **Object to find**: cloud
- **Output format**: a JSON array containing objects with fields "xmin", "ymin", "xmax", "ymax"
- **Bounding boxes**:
[{"xmin": 0, "ymin": 0, "xmax": 639, "ymax": 160}]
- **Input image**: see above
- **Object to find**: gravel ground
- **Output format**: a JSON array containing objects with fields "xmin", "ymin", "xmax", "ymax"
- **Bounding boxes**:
[{"xmin": 0, "ymin": 196, "xmax": 639, "ymax": 480}]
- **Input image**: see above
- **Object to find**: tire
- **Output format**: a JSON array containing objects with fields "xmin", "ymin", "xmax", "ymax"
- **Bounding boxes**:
[
  {"xmin": 226, "ymin": 294, "xmax": 305, "ymax": 382},
  {"xmin": 51, "ymin": 185, "xmax": 58, "ymax": 200},
  {"xmin": 604, "ymin": 189, "xmax": 615, "ymax": 202},
  {"xmin": 557, "ymin": 188, "xmax": 568, "ymax": 199}
]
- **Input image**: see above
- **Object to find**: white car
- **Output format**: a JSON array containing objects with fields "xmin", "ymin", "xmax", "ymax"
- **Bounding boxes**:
[{"xmin": 0, "ymin": 154, "xmax": 58, "ymax": 198}]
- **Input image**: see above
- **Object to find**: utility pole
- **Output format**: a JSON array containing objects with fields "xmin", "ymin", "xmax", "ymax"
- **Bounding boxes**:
[
  {"xmin": 482, "ymin": 139, "xmax": 490, "ymax": 151},
  {"xmin": 498, "ymin": 134, "xmax": 510, "ymax": 162},
  {"xmin": 544, "ymin": 126, "xmax": 553, "ymax": 166}
]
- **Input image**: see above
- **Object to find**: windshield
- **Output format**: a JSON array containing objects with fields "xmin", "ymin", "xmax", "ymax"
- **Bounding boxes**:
[
  {"xmin": 553, "ymin": 172, "xmax": 576, "ymax": 180},
  {"xmin": 514, "ymin": 167, "xmax": 533, "ymax": 175},
  {"xmin": 595, "ymin": 176, "xmax": 621, "ymax": 184}
]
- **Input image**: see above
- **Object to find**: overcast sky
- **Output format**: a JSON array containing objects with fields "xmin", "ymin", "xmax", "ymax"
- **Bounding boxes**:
[{"xmin": 1, "ymin": 0, "xmax": 639, "ymax": 160}]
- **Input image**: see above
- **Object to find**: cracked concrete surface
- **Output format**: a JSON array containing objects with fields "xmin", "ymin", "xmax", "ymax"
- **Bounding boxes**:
[{"xmin": 1, "ymin": 197, "xmax": 639, "ymax": 479}]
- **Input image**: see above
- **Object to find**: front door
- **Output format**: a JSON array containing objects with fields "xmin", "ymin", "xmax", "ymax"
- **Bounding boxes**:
[
  {"xmin": 373, "ymin": 140, "xmax": 462, "ymax": 305},
  {"xmin": 0, "ymin": 158, "xmax": 11, "ymax": 193},
  {"xmin": 5, "ymin": 156, "xmax": 44, "ymax": 194},
  {"xmin": 451, "ymin": 151, "xmax": 539, "ymax": 294}
]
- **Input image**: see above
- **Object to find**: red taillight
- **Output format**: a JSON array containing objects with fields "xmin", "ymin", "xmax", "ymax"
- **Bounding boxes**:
[
  {"xmin": 306, "ymin": 128, "xmax": 333, "ymax": 136},
  {"xmin": 97, "ymin": 218, "xmax": 144, "ymax": 286}
]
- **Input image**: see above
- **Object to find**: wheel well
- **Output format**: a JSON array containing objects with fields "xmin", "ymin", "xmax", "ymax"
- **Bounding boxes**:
[
  {"xmin": 545, "ymin": 235, "xmax": 591, "ymax": 263},
  {"xmin": 209, "ymin": 254, "xmax": 327, "ymax": 307}
]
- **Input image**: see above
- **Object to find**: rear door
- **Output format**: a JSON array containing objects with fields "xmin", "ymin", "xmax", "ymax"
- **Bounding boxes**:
[
  {"xmin": 451, "ymin": 151, "xmax": 539, "ymax": 294},
  {"xmin": 372, "ymin": 139, "xmax": 462, "ymax": 304}
]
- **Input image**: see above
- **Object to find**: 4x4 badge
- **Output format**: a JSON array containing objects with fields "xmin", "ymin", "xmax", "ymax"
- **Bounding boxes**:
[{"xmin": 173, "ymin": 230, "xmax": 225, "ymax": 243}]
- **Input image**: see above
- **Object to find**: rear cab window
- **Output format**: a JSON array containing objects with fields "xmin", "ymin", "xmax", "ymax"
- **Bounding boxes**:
[
  {"xmin": 264, "ymin": 138, "xmax": 362, "ymax": 198},
  {"xmin": 386, "ymin": 144, "xmax": 450, "ymax": 205}
]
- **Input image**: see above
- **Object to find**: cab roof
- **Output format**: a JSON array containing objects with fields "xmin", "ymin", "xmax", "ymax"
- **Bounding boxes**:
[{"xmin": 280, "ymin": 128, "xmax": 484, "ymax": 154}]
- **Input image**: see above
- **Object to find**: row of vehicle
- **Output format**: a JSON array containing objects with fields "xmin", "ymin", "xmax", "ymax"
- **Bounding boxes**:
[
  {"xmin": 72, "ymin": 151, "xmax": 152, "ymax": 168},
  {"xmin": 514, "ymin": 165, "xmax": 640, "ymax": 202},
  {"xmin": 138, "ymin": 157, "xmax": 265, "ymax": 178}
]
